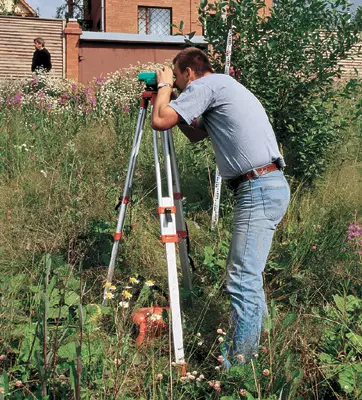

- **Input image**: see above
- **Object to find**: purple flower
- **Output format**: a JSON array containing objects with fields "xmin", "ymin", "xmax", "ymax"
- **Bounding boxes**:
[
  {"xmin": 59, "ymin": 93, "xmax": 70, "ymax": 105},
  {"xmin": 7, "ymin": 92, "xmax": 22, "ymax": 106},
  {"xmin": 122, "ymin": 104, "xmax": 130, "ymax": 113},
  {"xmin": 96, "ymin": 76, "xmax": 105, "ymax": 85},
  {"xmin": 71, "ymin": 83, "xmax": 78, "ymax": 92},
  {"xmin": 90, "ymin": 97, "xmax": 97, "ymax": 106},
  {"xmin": 84, "ymin": 87, "xmax": 91, "ymax": 96},
  {"xmin": 347, "ymin": 224, "xmax": 362, "ymax": 241},
  {"xmin": 46, "ymin": 103, "xmax": 52, "ymax": 110}
]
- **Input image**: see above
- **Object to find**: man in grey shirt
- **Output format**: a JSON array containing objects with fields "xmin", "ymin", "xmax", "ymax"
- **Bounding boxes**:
[{"xmin": 152, "ymin": 47, "xmax": 290, "ymax": 369}]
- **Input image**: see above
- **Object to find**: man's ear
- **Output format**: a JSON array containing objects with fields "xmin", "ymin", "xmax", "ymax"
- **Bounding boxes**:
[{"xmin": 185, "ymin": 67, "xmax": 192, "ymax": 78}]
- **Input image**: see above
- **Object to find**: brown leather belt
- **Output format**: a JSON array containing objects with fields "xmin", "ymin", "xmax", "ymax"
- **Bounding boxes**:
[{"xmin": 227, "ymin": 163, "xmax": 279, "ymax": 191}]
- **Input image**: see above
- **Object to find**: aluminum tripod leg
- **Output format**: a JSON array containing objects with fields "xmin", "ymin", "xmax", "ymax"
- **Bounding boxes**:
[
  {"xmin": 103, "ymin": 90, "xmax": 189, "ymax": 368},
  {"xmin": 153, "ymin": 127, "xmax": 185, "ymax": 365},
  {"xmin": 167, "ymin": 130, "xmax": 193, "ymax": 301},
  {"xmin": 103, "ymin": 101, "xmax": 148, "ymax": 303}
]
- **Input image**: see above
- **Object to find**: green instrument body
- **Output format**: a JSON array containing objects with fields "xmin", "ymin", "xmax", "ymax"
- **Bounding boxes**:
[{"xmin": 138, "ymin": 71, "xmax": 157, "ymax": 88}]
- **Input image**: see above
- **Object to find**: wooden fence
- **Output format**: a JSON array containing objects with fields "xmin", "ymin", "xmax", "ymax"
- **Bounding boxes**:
[{"xmin": 0, "ymin": 15, "xmax": 65, "ymax": 80}]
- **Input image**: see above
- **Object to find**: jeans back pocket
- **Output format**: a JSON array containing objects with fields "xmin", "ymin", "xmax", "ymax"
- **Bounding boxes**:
[{"xmin": 260, "ymin": 183, "xmax": 290, "ymax": 223}]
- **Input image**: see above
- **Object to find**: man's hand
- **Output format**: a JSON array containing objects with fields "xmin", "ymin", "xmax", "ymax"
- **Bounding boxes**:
[
  {"xmin": 156, "ymin": 66, "xmax": 174, "ymax": 87},
  {"xmin": 152, "ymin": 65, "xmax": 179, "ymax": 131}
]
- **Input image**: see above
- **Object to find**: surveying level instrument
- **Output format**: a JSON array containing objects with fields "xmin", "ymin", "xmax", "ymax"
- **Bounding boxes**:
[
  {"xmin": 138, "ymin": 71, "xmax": 158, "ymax": 89},
  {"xmin": 103, "ymin": 71, "xmax": 193, "ymax": 370}
]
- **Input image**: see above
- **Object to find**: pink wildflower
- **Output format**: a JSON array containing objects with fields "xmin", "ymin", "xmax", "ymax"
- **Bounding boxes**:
[
  {"xmin": 59, "ymin": 93, "xmax": 70, "ymax": 105},
  {"xmin": 347, "ymin": 224, "xmax": 362, "ymax": 241},
  {"xmin": 96, "ymin": 76, "xmax": 105, "ymax": 85}
]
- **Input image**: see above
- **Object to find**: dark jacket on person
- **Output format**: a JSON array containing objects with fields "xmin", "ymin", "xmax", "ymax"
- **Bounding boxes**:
[{"xmin": 31, "ymin": 48, "xmax": 52, "ymax": 72}]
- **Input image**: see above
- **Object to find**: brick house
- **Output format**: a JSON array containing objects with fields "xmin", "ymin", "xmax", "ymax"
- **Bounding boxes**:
[
  {"xmin": 0, "ymin": 0, "xmax": 37, "ymax": 16},
  {"xmin": 87, "ymin": 0, "xmax": 203, "ymax": 35},
  {"xmin": 64, "ymin": 0, "xmax": 275, "ymax": 83}
]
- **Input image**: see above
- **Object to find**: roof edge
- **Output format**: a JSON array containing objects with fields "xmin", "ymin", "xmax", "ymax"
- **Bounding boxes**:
[
  {"xmin": 80, "ymin": 31, "xmax": 207, "ymax": 45},
  {"xmin": 19, "ymin": 0, "xmax": 37, "ymax": 16}
]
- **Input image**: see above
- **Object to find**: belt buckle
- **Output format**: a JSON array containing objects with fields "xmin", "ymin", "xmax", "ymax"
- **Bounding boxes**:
[{"xmin": 251, "ymin": 168, "xmax": 260, "ymax": 179}]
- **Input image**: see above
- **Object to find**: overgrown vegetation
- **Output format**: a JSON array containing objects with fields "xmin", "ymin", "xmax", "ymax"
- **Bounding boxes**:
[{"xmin": 0, "ymin": 0, "xmax": 362, "ymax": 398}]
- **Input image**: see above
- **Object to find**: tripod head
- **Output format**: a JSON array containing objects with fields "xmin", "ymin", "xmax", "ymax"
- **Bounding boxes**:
[{"xmin": 138, "ymin": 71, "xmax": 157, "ymax": 91}]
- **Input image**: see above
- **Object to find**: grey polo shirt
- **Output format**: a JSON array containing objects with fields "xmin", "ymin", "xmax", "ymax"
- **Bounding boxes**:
[{"xmin": 169, "ymin": 74, "xmax": 283, "ymax": 180}]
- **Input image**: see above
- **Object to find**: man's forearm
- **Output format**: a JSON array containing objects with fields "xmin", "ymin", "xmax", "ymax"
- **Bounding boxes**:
[
  {"xmin": 152, "ymin": 87, "xmax": 179, "ymax": 130},
  {"xmin": 178, "ymin": 120, "xmax": 208, "ymax": 142},
  {"xmin": 153, "ymin": 86, "xmax": 173, "ymax": 120}
]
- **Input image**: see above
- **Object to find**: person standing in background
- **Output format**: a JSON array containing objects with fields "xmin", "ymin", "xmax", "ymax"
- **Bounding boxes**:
[{"xmin": 31, "ymin": 37, "xmax": 52, "ymax": 73}]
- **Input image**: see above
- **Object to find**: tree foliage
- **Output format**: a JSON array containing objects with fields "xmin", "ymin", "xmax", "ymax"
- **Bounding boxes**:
[
  {"xmin": 353, "ymin": 6, "xmax": 362, "ymax": 31},
  {"xmin": 56, "ymin": 0, "xmax": 84, "ymax": 20},
  {"xmin": 199, "ymin": 0, "xmax": 361, "ymax": 180}
]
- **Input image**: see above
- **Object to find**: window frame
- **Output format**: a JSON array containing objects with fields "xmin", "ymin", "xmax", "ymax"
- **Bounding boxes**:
[{"xmin": 138, "ymin": 6, "xmax": 173, "ymax": 35}]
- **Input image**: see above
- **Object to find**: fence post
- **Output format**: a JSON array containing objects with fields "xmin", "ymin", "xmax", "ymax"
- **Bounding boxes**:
[{"xmin": 64, "ymin": 18, "xmax": 82, "ymax": 81}]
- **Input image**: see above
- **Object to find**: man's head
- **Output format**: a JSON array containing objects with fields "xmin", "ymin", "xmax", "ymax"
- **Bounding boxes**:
[
  {"xmin": 34, "ymin": 37, "xmax": 45, "ymax": 50},
  {"xmin": 173, "ymin": 47, "xmax": 213, "ymax": 90}
]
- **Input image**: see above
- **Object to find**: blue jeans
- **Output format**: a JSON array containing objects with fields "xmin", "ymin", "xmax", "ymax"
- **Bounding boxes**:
[{"xmin": 223, "ymin": 169, "xmax": 290, "ymax": 369}]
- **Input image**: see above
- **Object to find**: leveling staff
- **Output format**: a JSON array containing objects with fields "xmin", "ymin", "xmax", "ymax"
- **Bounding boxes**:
[{"xmin": 152, "ymin": 47, "xmax": 290, "ymax": 369}]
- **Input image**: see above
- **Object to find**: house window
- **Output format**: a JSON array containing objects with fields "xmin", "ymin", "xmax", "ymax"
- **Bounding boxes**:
[{"xmin": 138, "ymin": 7, "xmax": 171, "ymax": 35}]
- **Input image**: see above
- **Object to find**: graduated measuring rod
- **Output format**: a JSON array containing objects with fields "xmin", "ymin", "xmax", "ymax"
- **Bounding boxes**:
[
  {"xmin": 103, "ymin": 72, "xmax": 192, "ymax": 368},
  {"xmin": 211, "ymin": 26, "xmax": 234, "ymax": 230}
]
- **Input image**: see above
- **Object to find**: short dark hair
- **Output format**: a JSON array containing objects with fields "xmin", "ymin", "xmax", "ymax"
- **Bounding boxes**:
[
  {"xmin": 34, "ymin": 37, "xmax": 45, "ymax": 47},
  {"xmin": 173, "ymin": 47, "xmax": 213, "ymax": 76}
]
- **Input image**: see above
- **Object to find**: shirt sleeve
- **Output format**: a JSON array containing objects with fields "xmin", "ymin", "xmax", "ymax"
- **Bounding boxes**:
[{"xmin": 169, "ymin": 83, "xmax": 214, "ymax": 125}]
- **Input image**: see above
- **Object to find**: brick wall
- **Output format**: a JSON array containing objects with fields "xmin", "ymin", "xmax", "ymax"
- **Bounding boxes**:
[
  {"xmin": 89, "ymin": 0, "xmax": 274, "ymax": 34},
  {"xmin": 64, "ymin": 19, "xmax": 82, "ymax": 81},
  {"xmin": 104, "ymin": 0, "xmax": 202, "ymax": 35}
]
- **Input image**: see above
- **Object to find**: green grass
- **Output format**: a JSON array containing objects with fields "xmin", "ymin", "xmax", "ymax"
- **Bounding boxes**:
[{"xmin": 0, "ymin": 82, "xmax": 361, "ymax": 399}]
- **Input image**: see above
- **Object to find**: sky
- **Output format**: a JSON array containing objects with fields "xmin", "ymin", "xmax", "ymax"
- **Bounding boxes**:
[
  {"xmin": 27, "ymin": 0, "xmax": 362, "ymax": 19},
  {"xmin": 26, "ymin": 0, "xmax": 64, "ymax": 18}
]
